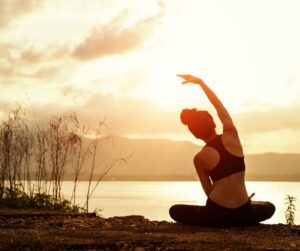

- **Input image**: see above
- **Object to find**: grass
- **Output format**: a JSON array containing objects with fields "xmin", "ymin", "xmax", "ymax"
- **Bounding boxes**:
[{"xmin": 0, "ymin": 185, "xmax": 81, "ymax": 212}]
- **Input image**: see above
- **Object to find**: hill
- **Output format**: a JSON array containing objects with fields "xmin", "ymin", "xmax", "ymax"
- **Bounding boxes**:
[{"xmin": 66, "ymin": 135, "xmax": 300, "ymax": 181}]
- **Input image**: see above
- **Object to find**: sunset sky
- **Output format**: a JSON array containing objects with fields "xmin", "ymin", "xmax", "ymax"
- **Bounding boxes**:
[{"xmin": 0, "ymin": 0, "xmax": 299, "ymax": 154}]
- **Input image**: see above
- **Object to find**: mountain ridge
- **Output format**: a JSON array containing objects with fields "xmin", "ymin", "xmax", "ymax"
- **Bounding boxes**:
[{"xmin": 67, "ymin": 135, "xmax": 300, "ymax": 181}]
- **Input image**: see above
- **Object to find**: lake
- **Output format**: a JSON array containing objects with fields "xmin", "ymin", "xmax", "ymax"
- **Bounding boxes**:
[{"xmin": 61, "ymin": 181, "xmax": 300, "ymax": 224}]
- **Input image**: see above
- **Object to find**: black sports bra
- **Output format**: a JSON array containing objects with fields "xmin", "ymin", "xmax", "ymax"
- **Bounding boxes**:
[{"xmin": 205, "ymin": 135, "xmax": 245, "ymax": 182}]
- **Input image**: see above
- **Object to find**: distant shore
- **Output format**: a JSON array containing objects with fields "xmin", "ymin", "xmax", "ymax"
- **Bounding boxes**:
[
  {"xmin": 59, "ymin": 175, "xmax": 300, "ymax": 182},
  {"xmin": 0, "ymin": 209, "xmax": 299, "ymax": 250}
]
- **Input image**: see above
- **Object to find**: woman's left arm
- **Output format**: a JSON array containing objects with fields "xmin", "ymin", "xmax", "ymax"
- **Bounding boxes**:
[{"xmin": 194, "ymin": 156, "xmax": 213, "ymax": 197}]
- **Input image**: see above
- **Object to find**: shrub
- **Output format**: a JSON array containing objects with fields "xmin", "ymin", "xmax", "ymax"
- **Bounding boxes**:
[
  {"xmin": 0, "ymin": 184, "xmax": 81, "ymax": 212},
  {"xmin": 285, "ymin": 195, "xmax": 296, "ymax": 225}
]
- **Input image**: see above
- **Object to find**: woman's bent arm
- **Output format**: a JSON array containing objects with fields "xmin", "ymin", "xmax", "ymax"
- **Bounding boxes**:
[{"xmin": 194, "ymin": 157, "xmax": 213, "ymax": 196}]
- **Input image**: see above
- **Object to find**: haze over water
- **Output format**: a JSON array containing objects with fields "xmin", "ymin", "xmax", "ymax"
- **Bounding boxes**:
[{"xmin": 62, "ymin": 181, "xmax": 300, "ymax": 225}]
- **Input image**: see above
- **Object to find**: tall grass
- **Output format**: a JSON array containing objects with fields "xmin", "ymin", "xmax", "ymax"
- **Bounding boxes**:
[{"xmin": 0, "ymin": 106, "xmax": 124, "ymax": 212}]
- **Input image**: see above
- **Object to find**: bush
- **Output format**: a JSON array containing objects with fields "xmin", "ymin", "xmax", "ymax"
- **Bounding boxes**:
[{"xmin": 0, "ymin": 185, "xmax": 80, "ymax": 212}]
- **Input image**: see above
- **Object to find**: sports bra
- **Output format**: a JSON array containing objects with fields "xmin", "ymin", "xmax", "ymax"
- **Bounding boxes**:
[{"xmin": 205, "ymin": 135, "xmax": 245, "ymax": 182}]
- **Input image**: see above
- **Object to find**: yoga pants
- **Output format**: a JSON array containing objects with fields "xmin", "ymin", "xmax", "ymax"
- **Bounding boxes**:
[{"xmin": 169, "ymin": 198, "xmax": 275, "ymax": 227}]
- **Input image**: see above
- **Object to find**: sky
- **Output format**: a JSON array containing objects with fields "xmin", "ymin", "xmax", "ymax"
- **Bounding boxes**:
[{"xmin": 0, "ymin": 0, "xmax": 300, "ymax": 154}]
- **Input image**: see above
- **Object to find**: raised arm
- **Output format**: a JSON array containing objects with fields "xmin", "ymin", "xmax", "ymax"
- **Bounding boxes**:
[{"xmin": 178, "ymin": 74, "xmax": 235, "ymax": 132}]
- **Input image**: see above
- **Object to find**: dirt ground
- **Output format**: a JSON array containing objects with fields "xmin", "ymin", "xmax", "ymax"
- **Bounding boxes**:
[{"xmin": 0, "ymin": 209, "xmax": 299, "ymax": 250}]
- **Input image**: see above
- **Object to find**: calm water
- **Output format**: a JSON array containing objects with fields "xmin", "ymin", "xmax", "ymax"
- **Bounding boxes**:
[{"xmin": 61, "ymin": 181, "xmax": 300, "ymax": 224}]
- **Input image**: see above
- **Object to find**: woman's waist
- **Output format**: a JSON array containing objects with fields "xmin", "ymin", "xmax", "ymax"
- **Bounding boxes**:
[
  {"xmin": 208, "ymin": 192, "xmax": 249, "ymax": 209},
  {"xmin": 209, "ymin": 179, "xmax": 249, "ymax": 208},
  {"xmin": 206, "ymin": 196, "xmax": 251, "ymax": 211}
]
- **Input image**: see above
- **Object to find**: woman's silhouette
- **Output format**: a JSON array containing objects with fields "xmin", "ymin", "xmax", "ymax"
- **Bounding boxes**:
[{"xmin": 169, "ymin": 74, "xmax": 275, "ymax": 226}]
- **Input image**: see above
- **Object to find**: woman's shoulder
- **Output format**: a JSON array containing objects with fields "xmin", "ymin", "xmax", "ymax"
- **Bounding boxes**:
[
  {"xmin": 220, "ymin": 131, "xmax": 244, "ymax": 157},
  {"xmin": 194, "ymin": 146, "xmax": 220, "ymax": 171}
]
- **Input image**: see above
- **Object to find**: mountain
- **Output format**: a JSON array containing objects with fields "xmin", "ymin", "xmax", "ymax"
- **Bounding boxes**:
[{"xmin": 68, "ymin": 135, "xmax": 300, "ymax": 181}]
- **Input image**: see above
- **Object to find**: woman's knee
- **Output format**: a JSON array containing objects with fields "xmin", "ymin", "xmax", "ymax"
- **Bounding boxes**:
[
  {"xmin": 169, "ymin": 204, "xmax": 178, "ymax": 219},
  {"xmin": 265, "ymin": 202, "xmax": 276, "ymax": 217}
]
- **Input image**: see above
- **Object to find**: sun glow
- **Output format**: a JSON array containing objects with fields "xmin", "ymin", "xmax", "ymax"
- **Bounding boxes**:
[{"xmin": 1, "ymin": 0, "xmax": 300, "ymax": 154}]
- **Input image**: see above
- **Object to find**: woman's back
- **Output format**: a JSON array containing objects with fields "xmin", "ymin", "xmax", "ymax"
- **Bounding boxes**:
[
  {"xmin": 198, "ymin": 132, "xmax": 249, "ymax": 208},
  {"xmin": 209, "ymin": 172, "xmax": 249, "ymax": 208}
]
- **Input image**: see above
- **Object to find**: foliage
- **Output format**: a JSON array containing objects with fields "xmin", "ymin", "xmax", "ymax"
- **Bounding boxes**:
[
  {"xmin": 0, "ymin": 105, "xmax": 126, "ymax": 212},
  {"xmin": 0, "ymin": 184, "xmax": 80, "ymax": 212},
  {"xmin": 285, "ymin": 195, "xmax": 296, "ymax": 225}
]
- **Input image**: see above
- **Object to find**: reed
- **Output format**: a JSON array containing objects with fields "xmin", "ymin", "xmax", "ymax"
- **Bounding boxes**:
[{"xmin": 0, "ymin": 106, "xmax": 124, "ymax": 212}]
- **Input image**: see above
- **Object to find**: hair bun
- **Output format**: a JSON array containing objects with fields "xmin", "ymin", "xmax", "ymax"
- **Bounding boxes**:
[{"xmin": 180, "ymin": 108, "xmax": 197, "ymax": 125}]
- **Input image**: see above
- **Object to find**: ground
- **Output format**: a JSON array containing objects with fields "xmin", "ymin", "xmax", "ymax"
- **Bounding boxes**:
[{"xmin": 0, "ymin": 210, "xmax": 299, "ymax": 250}]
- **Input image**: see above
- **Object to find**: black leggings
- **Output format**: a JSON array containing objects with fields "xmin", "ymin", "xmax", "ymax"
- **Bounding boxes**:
[{"xmin": 169, "ymin": 198, "xmax": 275, "ymax": 227}]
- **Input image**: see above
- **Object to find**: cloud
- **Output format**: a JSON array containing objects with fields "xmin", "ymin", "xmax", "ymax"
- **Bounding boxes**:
[
  {"xmin": 0, "ymin": 0, "xmax": 40, "ymax": 30},
  {"xmin": 19, "ymin": 91, "xmax": 181, "ymax": 137},
  {"xmin": 0, "ymin": 43, "xmax": 18, "ymax": 79},
  {"xmin": 83, "ymin": 96, "xmax": 300, "ymax": 136},
  {"xmin": 6, "ymin": 88, "xmax": 297, "ymax": 137},
  {"xmin": 76, "ymin": 94, "xmax": 300, "ymax": 137},
  {"xmin": 73, "ymin": 6, "xmax": 164, "ymax": 60},
  {"xmin": 19, "ymin": 47, "xmax": 45, "ymax": 64},
  {"xmin": 0, "ymin": 43, "xmax": 72, "ymax": 81},
  {"xmin": 78, "ymin": 93, "xmax": 181, "ymax": 135},
  {"xmin": 235, "ymin": 103, "xmax": 300, "ymax": 134},
  {"xmin": 60, "ymin": 84, "xmax": 92, "ymax": 100}
]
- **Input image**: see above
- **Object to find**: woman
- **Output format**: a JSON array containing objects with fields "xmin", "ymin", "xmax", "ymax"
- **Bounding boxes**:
[{"xmin": 169, "ymin": 74, "xmax": 275, "ymax": 227}]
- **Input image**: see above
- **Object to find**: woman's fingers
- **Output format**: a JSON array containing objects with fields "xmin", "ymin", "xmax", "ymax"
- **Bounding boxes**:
[
  {"xmin": 177, "ymin": 74, "xmax": 190, "ymax": 79},
  {"xmin": 177, "ymin": 74, "xmax": 201, "ymax": 85},
  {"xmin": 249, "ymin": 192, "xmax": 255, "ymax": 199},
  {"xmin": 177, "ymin": 74, "xmax": 192, "ymax": 83},
  {"xmin": 177, "ymin": 74, "xmax": 189, "ymax": 84}
]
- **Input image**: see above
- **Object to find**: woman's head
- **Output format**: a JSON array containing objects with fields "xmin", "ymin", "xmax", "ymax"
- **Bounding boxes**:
[{"xmin": 180, "ymin": 108, "xmax": 216, "ymax": 141}]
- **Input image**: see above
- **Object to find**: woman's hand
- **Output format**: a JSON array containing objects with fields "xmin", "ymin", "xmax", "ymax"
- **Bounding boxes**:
[
  {"xmin": 177, "ymin": 74, "xmax": 205, "ymax": 85},
  {"xmin": 249, "ymin": 192, "xmax": 255, "ymax": 200}
]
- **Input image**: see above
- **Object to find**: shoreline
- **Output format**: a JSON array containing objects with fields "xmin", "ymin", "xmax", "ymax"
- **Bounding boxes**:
[
  {"xmin": 0, "ymin": 210, "xmax": 299, "ymax": 250},
  {"xmin": 39, "ymin": 177, "xmax": 300, "ymax": 182}
]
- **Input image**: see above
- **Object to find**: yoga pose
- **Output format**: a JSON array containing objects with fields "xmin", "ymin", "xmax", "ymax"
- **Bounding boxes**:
[{"xmin": 169, "ymin": 75, "xmax": 275, "ymax": 227}]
